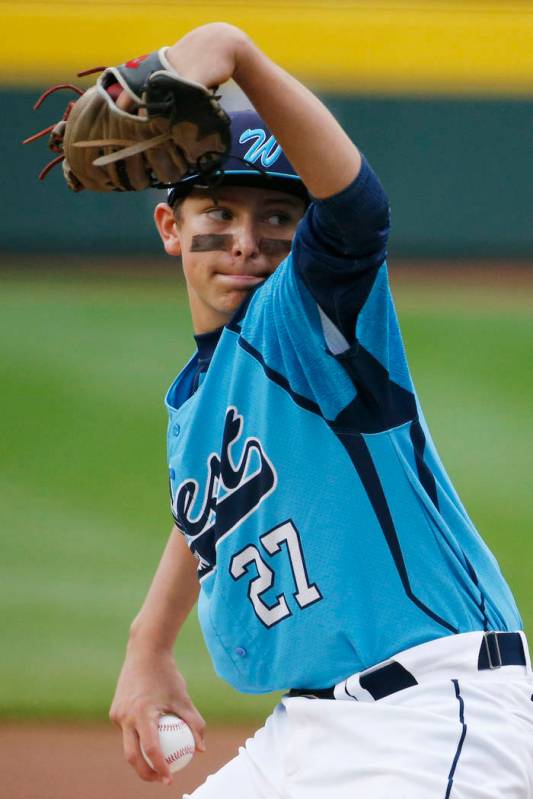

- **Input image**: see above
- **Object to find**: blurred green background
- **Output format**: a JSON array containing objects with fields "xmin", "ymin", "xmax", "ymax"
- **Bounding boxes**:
[
  {"xmin": 1, "ymin": 265, "xmax": 532, "ymax": 722},
  {"xmin": 1, "ymin": 1, "xmax": 532, "ymax": 725}
]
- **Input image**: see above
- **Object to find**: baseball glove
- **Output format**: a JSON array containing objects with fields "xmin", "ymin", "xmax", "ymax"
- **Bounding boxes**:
[{"xmin": 23, "ymin": 48, "xmax": 231, "ymax": 192}]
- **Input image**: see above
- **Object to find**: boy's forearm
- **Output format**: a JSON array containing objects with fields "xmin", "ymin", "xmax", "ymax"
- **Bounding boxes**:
[
  {"xmin": 233, "ymin": 40, "xmax": 361, "ymax": 198},
  {"xmin": 128, "ymin": 527, "xmax": 199, "ymax": 654}
]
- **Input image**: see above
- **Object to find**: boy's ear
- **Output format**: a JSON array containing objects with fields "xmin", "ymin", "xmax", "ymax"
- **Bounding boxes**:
[{"xmin": 154, "ymin": 203, "xmax": 182, "ymax": 256}]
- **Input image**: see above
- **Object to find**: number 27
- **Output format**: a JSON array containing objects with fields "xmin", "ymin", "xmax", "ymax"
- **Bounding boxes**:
[{"xmin": 230, "ymin": 520, "xmax": 322, "ymax": 628}]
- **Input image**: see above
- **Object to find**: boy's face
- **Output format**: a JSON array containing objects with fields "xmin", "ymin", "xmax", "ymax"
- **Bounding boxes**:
[{"xmin": 154, "ymin": 184, "xmax": 306, "ymax": 333}]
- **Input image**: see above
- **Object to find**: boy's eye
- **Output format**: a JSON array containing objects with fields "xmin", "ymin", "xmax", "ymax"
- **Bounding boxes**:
[
  {"xmin": 266, "ymin": 213, "xmax": 290, "ymax": 226},
  {"xmin": 205, "ymin": 208, "xmax": 232, "ymax": 222}
]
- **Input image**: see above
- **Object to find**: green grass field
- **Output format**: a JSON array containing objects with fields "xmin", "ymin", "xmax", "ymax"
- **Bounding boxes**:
[{"xmin": 1, "ymin": 263, "xmax": 532, "ymax": 723}]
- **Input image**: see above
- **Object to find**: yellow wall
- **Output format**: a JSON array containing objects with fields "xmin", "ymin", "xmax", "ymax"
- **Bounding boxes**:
[{"xmin": 4, "ymin": 1, "xmax": 533, "ymax": 94}]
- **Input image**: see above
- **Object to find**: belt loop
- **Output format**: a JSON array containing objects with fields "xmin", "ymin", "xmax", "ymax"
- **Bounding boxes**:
[
  {"xmin": 483, "ymin": 631, "xmax": 503, "ymax": 669},
  {"xmin": 519, "ymin": 631, "xmax": 532, "ymax": 673}
]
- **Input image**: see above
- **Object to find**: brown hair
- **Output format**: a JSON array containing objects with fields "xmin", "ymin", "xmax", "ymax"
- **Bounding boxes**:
[{"xmin": 170, "ymin": 196, "xmax": 185, "ymax": 225}]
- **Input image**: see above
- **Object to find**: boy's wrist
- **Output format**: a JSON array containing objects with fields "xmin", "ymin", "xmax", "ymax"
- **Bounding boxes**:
[
  {"xmin": 127, "ymin": 614, "xmax": 177, "ymax": 656},
  {"xmin": 166, "ymin": 23, "xmax": 251, "ymax": 88},
  {"xmin": 232, "ymin": 32, "xmax": 257, "ymax": 84}
]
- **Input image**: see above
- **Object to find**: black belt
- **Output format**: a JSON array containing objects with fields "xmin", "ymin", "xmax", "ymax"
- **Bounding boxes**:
[{"xmin": 288, "ymin": 632, "xmax": 526, "ymax": 702}]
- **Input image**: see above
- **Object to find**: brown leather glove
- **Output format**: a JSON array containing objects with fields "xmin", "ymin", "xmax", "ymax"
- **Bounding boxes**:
[{"xmin": 24, "ymin": 48, "xmax": 231, "ymax": 192}]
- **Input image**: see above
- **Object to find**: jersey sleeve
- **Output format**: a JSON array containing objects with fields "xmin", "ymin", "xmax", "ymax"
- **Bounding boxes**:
[{"xmin": 292, "ymin": 155, "xmax": 391, "ymax": 346}]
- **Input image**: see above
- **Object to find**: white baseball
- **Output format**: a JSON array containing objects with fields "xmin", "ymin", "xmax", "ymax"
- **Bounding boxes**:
[{"xmin": 141, "ymin": 714, "xmax": 195, "ymax": 774}]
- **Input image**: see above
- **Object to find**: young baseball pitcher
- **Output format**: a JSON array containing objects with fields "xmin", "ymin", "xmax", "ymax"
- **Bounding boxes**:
[{"xmin": 28, "ymin": 21, "xmax": 533, "ymax": 798}]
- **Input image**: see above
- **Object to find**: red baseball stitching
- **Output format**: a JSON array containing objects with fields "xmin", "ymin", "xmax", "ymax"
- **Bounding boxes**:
[
  {"xmin": 165, "ymin": 746, "xmax": 195, "ymax": 764},
  {"xmin": 159, "ymin": 722, "xmax": 187, "ymax": 732},
  {"xmin": 160, "ymin": 725, "xmax": 182, "ymax": 731}
]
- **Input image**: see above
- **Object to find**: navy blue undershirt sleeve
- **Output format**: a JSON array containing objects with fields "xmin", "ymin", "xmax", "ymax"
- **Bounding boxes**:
[
  {"xmin": 189, "ymin": 327, "xmax": 223, "ymax": 395},
  {"xmin": 292, "ymin": 155, "xmax": 391, "ymax": 345}
]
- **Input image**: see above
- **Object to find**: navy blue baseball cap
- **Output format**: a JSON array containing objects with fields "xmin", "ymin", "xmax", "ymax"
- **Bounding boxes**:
[{"xmin": 167, "ymin": 109, "xmax": 309, "ymax": 205}]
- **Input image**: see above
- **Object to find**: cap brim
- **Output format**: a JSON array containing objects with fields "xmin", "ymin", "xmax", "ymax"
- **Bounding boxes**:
[{"xmin": 167, "ymin": 170, "xmax": 309, "ymax": 205}]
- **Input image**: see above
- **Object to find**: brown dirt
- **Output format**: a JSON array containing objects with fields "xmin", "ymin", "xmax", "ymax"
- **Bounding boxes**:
[{"xmin": 0, "ymin": 723, "xmax": 256, "ymax": 799}]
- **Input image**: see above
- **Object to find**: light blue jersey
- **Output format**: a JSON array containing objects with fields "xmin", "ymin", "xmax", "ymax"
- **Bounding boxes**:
[{"xmin": 165, "ymin": 161, "xmax": 521, "ymax": 694}]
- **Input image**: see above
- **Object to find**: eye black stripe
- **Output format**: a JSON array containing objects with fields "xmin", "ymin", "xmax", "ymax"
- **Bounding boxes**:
[{"xmin": 190, "ymin": 234, "xmax": 233, "ymax": 252}]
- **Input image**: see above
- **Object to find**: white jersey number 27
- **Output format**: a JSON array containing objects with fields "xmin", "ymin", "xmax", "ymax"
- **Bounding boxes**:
[{"xmin": 230, "ymin": 520, "xmax": 322, "ymax": 628}]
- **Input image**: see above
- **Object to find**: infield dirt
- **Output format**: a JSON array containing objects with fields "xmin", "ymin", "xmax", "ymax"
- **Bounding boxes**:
[{"xmin": 1, "ymin": 723, "xmax": 255, "ymax": 799}]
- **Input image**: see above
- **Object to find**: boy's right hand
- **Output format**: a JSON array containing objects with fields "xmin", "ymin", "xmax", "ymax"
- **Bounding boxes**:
[{"xmin": 109, "ymin": 644, "xmax": 206, "ymax": 784}]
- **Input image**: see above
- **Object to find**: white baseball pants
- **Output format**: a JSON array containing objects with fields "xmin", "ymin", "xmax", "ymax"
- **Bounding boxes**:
[{"xmin": 185, "ymin": 632, "xmax": 533, "ymax": 799}]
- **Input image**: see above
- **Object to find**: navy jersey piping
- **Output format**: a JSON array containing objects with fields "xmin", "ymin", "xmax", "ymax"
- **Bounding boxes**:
[
  {"xmin": 331, "ymin": 430, "xmax": 458, "ymax": 634},
  {"xmin": 409, "ymin": 419, "xmax": 439, "ymax": 508},
  {"xmin": 463, "ymin": 555, "xmax": 490, "ymax": 632},
  {"xmin": 333, "ymin": 343, "xmax": 417, "ymax": 434},
  {"xmin": 236, "ymin": 335, "xmax": 322, "ymax": 416},
  {"xmin": 445, "ymin": 679, "xmax": 468, "ymax": 798}
]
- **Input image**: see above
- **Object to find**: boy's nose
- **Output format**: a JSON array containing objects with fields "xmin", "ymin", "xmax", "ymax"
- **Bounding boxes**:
[{"xmin": 232, "ymin": 220, "xmax": 259, "ymax": 259}]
